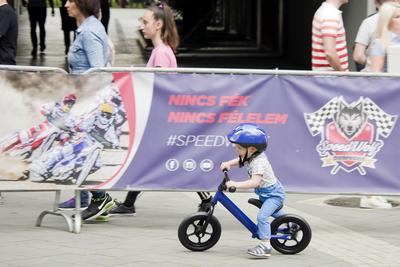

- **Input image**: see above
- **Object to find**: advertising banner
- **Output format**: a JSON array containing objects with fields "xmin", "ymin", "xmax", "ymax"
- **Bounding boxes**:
[
  {"xmin": 0, "ymin": 71, "xmax": 122, "ymax": 190},
  {"xmin": 0, "ymin": 70, "xmax": 399, "ymax": 194}
]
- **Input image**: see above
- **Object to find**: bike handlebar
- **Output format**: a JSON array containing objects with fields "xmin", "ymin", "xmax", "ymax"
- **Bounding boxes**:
[
  {"xmin": 222, "ymin": 169, "xmax": 229, "ymax": 181},
  {"xmin": 220, "ymin": 169, "xmax": 236, "ymax": 192}
]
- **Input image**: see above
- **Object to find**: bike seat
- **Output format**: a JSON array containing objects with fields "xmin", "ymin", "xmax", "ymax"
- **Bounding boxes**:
[
  {"xmin": 248, "ymin": 198, "xmax": 283, "ymax": 213},
  {"xmin": 248, "ymin": 198, "xmax": 262, "ymax": 208}
]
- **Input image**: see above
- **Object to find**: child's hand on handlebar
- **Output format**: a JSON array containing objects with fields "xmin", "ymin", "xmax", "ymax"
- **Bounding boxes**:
[
  {"xmin": 220, "ymin": 162, "xmax": 231, "ymax": 171},
  {"xmin": 226, "ymin": 181, "xmax": 236, "ymax": 188}
]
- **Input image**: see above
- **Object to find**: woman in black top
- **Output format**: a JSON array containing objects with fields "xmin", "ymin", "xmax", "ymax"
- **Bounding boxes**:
[{"xmin": 60, "ymin": 0, "xmax": 77, "ymax": 55}]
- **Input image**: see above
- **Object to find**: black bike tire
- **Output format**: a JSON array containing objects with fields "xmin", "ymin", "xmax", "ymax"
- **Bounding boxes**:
[
  {"xmin": 178, "ymin": 212, "xmax": 221, "ymax": 252},
  {"xmin": 270, "ymin": 214, "xmax": 312, "ymax": 254}
]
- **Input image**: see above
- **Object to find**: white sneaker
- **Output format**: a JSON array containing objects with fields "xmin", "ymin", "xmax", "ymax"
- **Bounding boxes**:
[
  {"xmin": 360, "ymin": 196, "xmax": 392, "ymax": 209},
  {"xmin": 372, "ymin": 196, "xmax": 389, "ymax": 203}
]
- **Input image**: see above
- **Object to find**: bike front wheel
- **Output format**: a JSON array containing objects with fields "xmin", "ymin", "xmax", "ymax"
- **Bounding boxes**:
[
  {"xmin": 178, "ymin": 212, "xmax": 221, "ymax": 251},
  {"xmin": 270, "ymin": 214, "xmax": 312, "ymax": 254}
]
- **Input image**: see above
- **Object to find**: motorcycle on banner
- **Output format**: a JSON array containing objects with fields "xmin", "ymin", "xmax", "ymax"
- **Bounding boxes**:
[
  {"xmin": 28, "ymin": 100, "xmax": 123, "ymax": 186},
  {"xmin": 0, "ymin": 122, "xmax": 62, "ymax": 161},
  {"xmin": 0, "ymin": 93, "xmax": 78, "ymax": 162},
  {"xmin": 29, "ymin": 132, "xmax": 103, "ymax": 186}
]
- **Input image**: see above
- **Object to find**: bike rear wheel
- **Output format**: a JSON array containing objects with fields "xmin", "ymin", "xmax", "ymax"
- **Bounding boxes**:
[
  {"xmin": 270, "ymin": 214, "xmax": 312, "ymax": 254},
  {"xmin": 178, "ymin": 212, "xmax": 221, "ymax": 251}
]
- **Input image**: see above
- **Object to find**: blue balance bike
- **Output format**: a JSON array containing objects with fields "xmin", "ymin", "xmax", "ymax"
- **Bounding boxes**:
[{"xmin": 178, "ymin": 171, "xmax": 312, "ymax": 254}]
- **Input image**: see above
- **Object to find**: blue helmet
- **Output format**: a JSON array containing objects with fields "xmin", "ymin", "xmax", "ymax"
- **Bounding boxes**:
[{"xmin": 227, "ymin": 123, "xmax": 268, "ymax": 151}]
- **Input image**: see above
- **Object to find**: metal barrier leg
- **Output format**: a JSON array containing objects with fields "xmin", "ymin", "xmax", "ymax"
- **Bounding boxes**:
[
  {"xmin": 73, "ymin": 189, "xmax": 82, "ymax": 233},
  {"xmin": 35, "ymin": 190, "xmax": 75, "ymax": 233}
]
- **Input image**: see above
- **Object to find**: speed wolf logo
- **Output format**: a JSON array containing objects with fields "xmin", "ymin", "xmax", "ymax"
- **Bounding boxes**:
[
  {"xmin": 336, "ymin": 102, "xmax": 367, "ymax": 139},
  {"xmin": 304, "ymin": 97, "xmax": 397, "ymax": 175}
]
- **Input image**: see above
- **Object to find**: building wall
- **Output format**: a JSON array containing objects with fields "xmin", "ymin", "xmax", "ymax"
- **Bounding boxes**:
[
  {"xmin": 342, "ymin": 0, "xmax": 370, "ymax": 71},
  {"xmin": 285, "ymin": 0, "xmax": 322, "ymax": 69}
]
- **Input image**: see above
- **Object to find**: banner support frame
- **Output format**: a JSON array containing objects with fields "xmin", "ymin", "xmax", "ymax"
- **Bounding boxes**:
[{"xmin": 85, "ymin": 66, "xmax": 400, "ymax": 78}]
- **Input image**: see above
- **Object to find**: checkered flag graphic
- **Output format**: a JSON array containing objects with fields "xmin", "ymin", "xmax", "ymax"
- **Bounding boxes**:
[
  {"xmin": 363, "ymin": 98, "xmax": 398, "ymax": 138},
  {"xmin": 304, "ymin": 97, "xmax": 340, "ymax": 136}
]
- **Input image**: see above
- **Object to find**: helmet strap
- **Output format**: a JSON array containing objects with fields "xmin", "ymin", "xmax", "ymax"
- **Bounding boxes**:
[
  {"xmin": 239, "ymin": 149, "xmax": 261, "ymax": 168},
  {"xmin": 238, "ymin": 150, "xmax": 247, "ymax": 168}
]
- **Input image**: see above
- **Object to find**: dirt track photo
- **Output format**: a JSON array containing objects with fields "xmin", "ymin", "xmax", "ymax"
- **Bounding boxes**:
[{"xmin": 0, "ymin": 71, "xmax": 130, "ymax": 190}]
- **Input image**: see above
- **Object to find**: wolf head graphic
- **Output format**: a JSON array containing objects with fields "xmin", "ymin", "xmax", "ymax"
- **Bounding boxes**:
[{"xmin": 335, "ymin": 102, "xmax": 367, "ymax": 139}]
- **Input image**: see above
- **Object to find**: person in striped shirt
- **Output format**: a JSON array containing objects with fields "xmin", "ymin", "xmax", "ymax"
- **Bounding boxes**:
[{"xmin": 311, "ymin": 0, "xmax": 349, "ymax": 71}]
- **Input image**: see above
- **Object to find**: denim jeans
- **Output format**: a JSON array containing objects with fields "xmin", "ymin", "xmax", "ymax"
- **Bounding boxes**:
[
  {"xmin": 80, "ymin": 191, "xmax": 105, "ymax": 203},
  {"xmin": 255, "ymin": 181, "xmax": 285, "ymax": 240}
]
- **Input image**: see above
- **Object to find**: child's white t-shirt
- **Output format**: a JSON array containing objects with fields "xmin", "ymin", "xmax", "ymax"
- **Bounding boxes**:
[{"xmin": 247, "ymin": 152, "xmax": 277, "ymax": 188}]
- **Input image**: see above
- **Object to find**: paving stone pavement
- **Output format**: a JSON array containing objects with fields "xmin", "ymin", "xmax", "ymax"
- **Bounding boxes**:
[
  {"xmin": 15, "ymin": 8, "xmax": 146, "ymax": 69},
  {"xmin": 1, "ymin": 191, "xmax": 399, "ymax": 267},
  {"xmin": 1, "ymin": 8, "xmax": 400, "ymax": 267}
]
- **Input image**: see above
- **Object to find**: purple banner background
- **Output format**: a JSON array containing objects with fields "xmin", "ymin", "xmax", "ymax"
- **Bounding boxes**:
[{"xmin": 112, "ymin": 73, "xmax": 400, "ymax": 194}]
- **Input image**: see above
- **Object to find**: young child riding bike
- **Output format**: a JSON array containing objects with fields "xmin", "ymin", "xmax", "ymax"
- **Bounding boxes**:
[{"xmin": 220, "ymin": 123, "xmax": 285, "ymax": 258}]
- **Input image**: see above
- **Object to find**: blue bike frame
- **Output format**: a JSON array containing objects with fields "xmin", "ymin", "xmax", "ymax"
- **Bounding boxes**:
[{"xmin": 211, "ymin": 190, "xmax": 289, "ymax": 240}]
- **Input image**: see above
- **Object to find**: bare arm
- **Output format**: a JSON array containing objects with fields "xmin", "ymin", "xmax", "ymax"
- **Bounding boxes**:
[
  {"xmin": 226, "ymin": 174, "xmax": 262, "ymax": 190},
  {"xmin": 220, "ymin": 158, "xmax": 239, "ymax": 171},
  {"xmin": 353, "ymin": 43, "xmax": 367, "ymax": 66},
  {"xmin": 369, "ymin": 55, "xmax": 385, "ymax": 72},
  {"xmin": 322, "ymin": 36, "xmax": 345, "ymax": 71}
]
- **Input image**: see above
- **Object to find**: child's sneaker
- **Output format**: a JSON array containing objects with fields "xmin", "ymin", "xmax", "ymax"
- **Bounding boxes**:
[
  {"xmin": 247, "ymin": 244, "xmax": 272, "ymax": 258},
  {"xmin": 109, "ymin": 203, "xmax": 136, "ymax": 216},
  {"xmin": 58, "ymin": 197, "xmax": 88, "ymax": 210},
  {"xmin": 81, "ymin": 193, "xmax": 115, "ymax": 221}
]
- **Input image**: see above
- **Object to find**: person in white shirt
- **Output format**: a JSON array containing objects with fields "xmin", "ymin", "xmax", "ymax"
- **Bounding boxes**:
[{"xmin": 353, "ymin": 0, "xmax": 400, "ymax": 71}]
